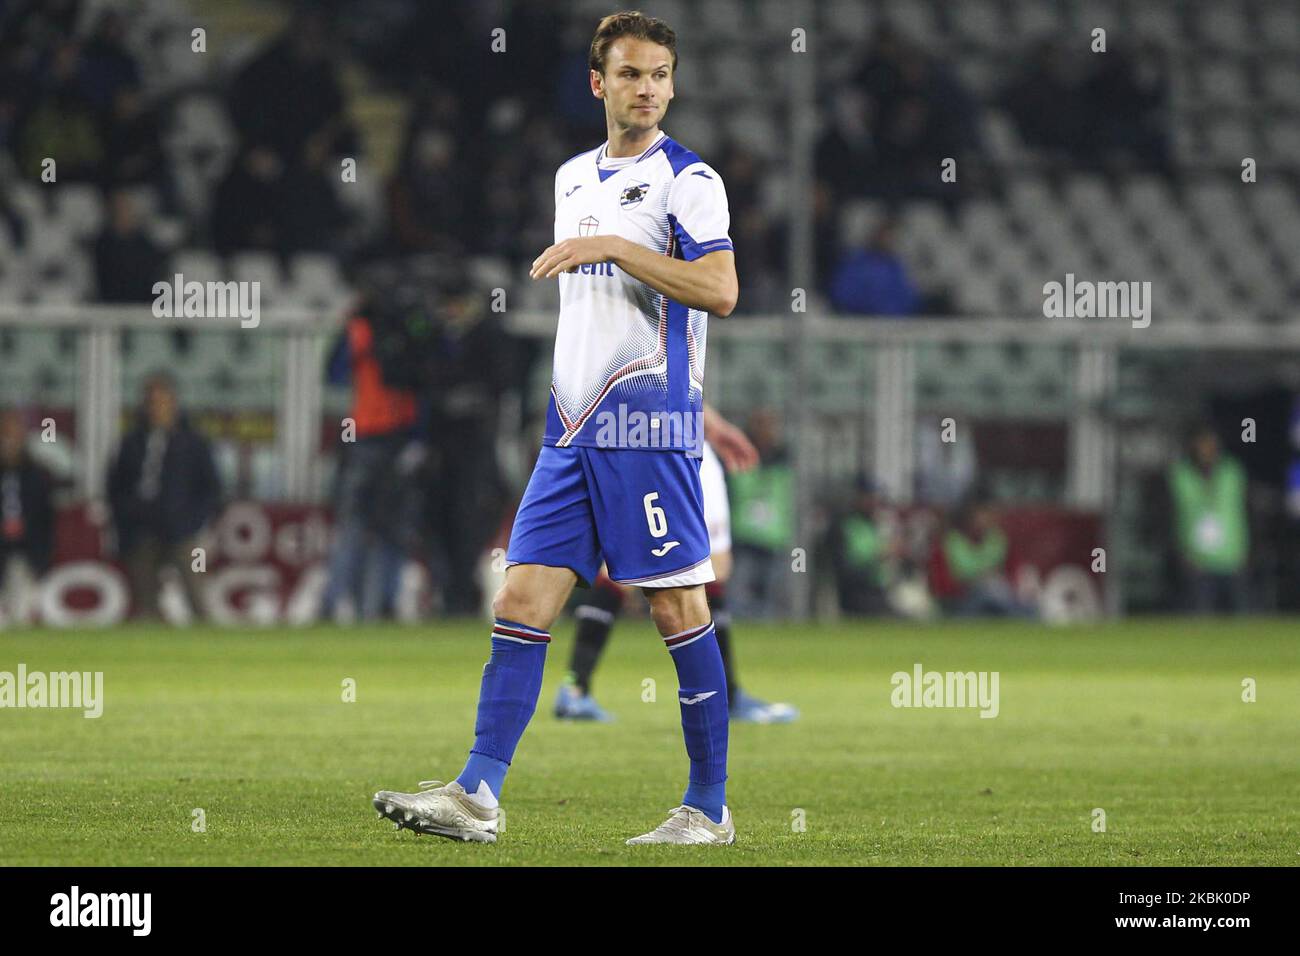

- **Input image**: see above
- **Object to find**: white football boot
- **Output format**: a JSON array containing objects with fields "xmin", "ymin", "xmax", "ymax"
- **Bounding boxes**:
[
  {"xmin": 373, "ymin": 780, "xmax": 500, "ymax": 843},
  {"xmin": 626, "ymin": 805, "xmax": 735, "ymax": 845}
]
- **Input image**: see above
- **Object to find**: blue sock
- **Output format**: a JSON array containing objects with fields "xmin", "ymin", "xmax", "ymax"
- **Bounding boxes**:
[
  {"xmin": 455, "ymin": 620, "xmax": 549, "ymax": 801},
  {"xmin": 665, "ymin": 620, "xmax": 729, "ymax": 824}
]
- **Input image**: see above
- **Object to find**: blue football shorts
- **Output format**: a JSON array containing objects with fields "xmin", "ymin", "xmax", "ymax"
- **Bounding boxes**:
[{"xmin": 505, "ymin": 444, "xmax": 715, "ymax": 588}]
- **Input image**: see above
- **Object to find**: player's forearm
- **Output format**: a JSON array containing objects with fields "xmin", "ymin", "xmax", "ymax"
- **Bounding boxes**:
[{"xmin": 608, "ymin": 238, "xmax": 737, "ymax": 317}]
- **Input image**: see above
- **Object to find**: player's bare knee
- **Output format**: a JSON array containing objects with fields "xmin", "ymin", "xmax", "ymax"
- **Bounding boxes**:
[
  {"xmin": 492, "ymin": 584, "xmax": 546, "ymax": 630},
  {"xmin": 646, "ymin": 587, "xmax": 706, "ymax": 637},
  {"xmin": 648, "ymin": 598, "xmax": 684, "ymax": 637}
]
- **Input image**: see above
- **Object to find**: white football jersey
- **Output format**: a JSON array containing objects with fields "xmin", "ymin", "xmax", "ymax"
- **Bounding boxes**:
[{"xmin": 543, "ymin": 131, "xmax": 732, "ymax": 453}]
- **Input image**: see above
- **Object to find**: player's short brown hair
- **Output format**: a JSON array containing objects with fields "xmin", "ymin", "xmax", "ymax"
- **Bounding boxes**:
[{"xmin": 588, "ymin": 10, "xmax": 677, "ymax": 75}]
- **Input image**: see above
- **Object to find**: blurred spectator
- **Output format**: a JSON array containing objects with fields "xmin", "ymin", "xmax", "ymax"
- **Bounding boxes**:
[
  {"xmin": 321, "ymin": 293, "xmax": 421, "ymax": 622},
  {"xmin": 1000, "ymin": 39, "xmax": 1086, "ymax": 157},
  {"xmin": 211, "ymin": 147, "xmax": 290, "ymax": 254},
  {"xmin": 1169, "ymin": 424, "xmax": 1250, "ymax": 613},
  {"xmin": 916, "ymin": 416, "xmax": 978, "ymax": 507},
  {"xmin": 1080, "ymin": 43, "xmax": 1173, "ymax": 172},
  {"xmin": 221, "ymin": 9, "xmax": 356, "ymax": 255},
  {"xmin": 816, "ymin": 87, "xmax": 877, "ymax": 200},
  {"xmin": 727, "ymin": 409, "xmax": 795, "ymax": 618},
  {"xmin": 212, "ymin": 141, "xmax": 349, "ymax": 255},
  {"xmin": 14, "ymin": 40, "xmax": 103, "ymax": 181},
  {"xmin": 419, "ymin": 281, "xmax": 519, "ymax": 614},
  {"xmin": 937, "ymin": 498, "xmax": 1035, "ymax": 618},
  {"xmin": 714, "ymin": 142, "xmax": 787, "ymax": 314},
  {"xmin": 846, "ymin": 24, "xmax": 981, "ymax": 200},
  {"xmin": 107, "ymin": 374, "xmax": 221, "ymax": 621},
  {"xmin": 830, "ymin": 217, "xmax": 919, "ymax": 317},
  {"xmin": 98, "ymin": 80, "xmax": 165, "ymax": 189},
  {"xmin": 94, "ymin": 190, "xmax": 166, "ymax": 302},
  {"xmin": 226, "ymin": 9, "xmax": 354, "ymax": 173},
  {"xmin": 826, "ymin": 475, "xmax": 899, "ymax": 615},
  {"xmin": 0, "ymin": 410, "xmax": 54, "ymax": 627},
  {"xmin": 78, "ymin": 9, "xmax": 140, "ymax": 113},
  {"xmin": 387, "ymin": 88, "xmax": 472, "ymax": 254}
]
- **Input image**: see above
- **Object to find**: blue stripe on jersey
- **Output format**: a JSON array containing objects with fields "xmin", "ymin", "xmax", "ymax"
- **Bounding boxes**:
[
  {"xmin": 668, "ymin": 213, "xmax": 733, "ymax": 262},
  {"xmin": 666, "ymin": 297, "xmax": 691, "ymax": 430},
  {"xmin": 659, "ymin": 137, "xmax": 703, "ymax": 177}
]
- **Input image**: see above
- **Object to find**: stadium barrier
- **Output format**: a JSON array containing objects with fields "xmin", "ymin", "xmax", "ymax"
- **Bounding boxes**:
[{"xmin": 2, "ymin": 304, "xmax": 1298, "ymax": 619}]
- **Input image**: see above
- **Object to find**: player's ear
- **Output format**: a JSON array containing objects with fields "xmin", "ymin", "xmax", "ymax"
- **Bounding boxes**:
[{"xmin": 590, "ymin": 69, "xmax": 604, "ymax": 99}]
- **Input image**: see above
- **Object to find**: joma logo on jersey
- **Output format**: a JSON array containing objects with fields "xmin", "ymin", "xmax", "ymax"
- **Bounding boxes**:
[{"xmin": 620, "ymin": 182, "xmax": 650, "ymax": 208}]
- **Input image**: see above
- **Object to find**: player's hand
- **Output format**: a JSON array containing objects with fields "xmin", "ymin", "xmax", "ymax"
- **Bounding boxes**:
[
  {"xmin": 530, "ymin": 237, "xmax": 618, "ymax": 279},
  {"xmin": 707, "ymin": 416, "xmax": 760, "ymax": 472}
]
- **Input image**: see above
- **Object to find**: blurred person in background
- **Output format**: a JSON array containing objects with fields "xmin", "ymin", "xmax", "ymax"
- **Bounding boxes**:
[
  {"xmin": 1079, "ymin": 42, "xmax": 1173, "ymax": 172},
  {"xmin": 321, "ymin": 282, "xmax": 422, "ymax": 622},
  {"xmin": 107, "ymin": 374, "xmax": 221, "ymax": 622},
  {"xmin": 1169, "ymin": 423, "xmax": 1250, "ymax": 614},
  {"xmin": 221, "ymin": 6, "xmax": 356, "ymax": 255},
  {"xmin": 94, "ymin": 189, "xmax": 166, "ymax": 303},
  {"xmin": 848, "ymin": 23, "xmax": 980, "ymax": 201},
  {"xmin": 211, "ymin": 146, "xmax": 290, "ymax": 254},
  {"xmin": 98, "ymin": 79, "xmax": 166, "ymax": 190},
  {"xmin": 829, "ymin": 216, "xmax": 919, "ymax": 317},
  {"xmin": 0, "ymin": 410, "xmax": 54, "ymax": 627},
  {"xmin": 999, "ymin": 38, "xmax": 1086, "ymax": 159},
  {"xmin": 226, "ymin": 7, "xmax": 355, "ymax": 181},
  {"xmin": 938, "ymin": 497, "xmax": 1035, "ymax": 618},
  {"xmin": 727, "ymin": 408, "xmax": 795, "ymax": 618},
  {"xmin": 387, "ymin": 88, "xmax": 473, "ymax": 255},
  {"xmin": 12, "ymin": 36, "xmax": 103, "ymax": 181},
  {"xmin": 417, "ymin": 278, "xmax": 517, "ymax": 615},
  {"xmin": 826, "ymin": 474, "xmax": 900, "ymax": 616}
]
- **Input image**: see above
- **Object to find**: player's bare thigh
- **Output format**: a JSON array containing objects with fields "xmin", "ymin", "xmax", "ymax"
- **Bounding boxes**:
[
  {"xmin": 642, "ymin": 583, "xmax": 711, "ymax": 637},
  {"xmin": 493, "ymin": 564, "xmax": 578, "ymax": 631}
]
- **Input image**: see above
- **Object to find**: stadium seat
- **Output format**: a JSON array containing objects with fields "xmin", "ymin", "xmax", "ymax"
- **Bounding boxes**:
[
  {"xmin": 1198, "ymin": 59, "xmax": 1252, "ymax": 107},
  {"xmin": 1196, "ymin": 5, "xmax": 1254, "ymax": 53},
  {"xmin": 171, "ymin": 249, "xmax": 226, "ymax": 285},
  {"xmin": 823, "ymin": 0, "xmax": 876, "ymax": 42},
  {"xmin": 723, "ymin": 108, "xmax": 782, "ymax": 161},
  {"xmin": 286, "ymin": 253, "xmax": 352, "ymax": 312},
  {"xmin": 982, "ymin": 110, "xmax": 1028, "ymax": 162},
  {"xmin": 1262, "ymin": 62, "xmax": 1300, "ymax": 105},
  {"xmin": 1132, "ymin": 2, "xmax": 1183, "ymax": 45},
  {"xmin": 7, "ymin": 181, "xmax": 45, "ymax": 233},
  {"xmin": 1011, "ymin": 0, "xmax": 1063, "ymax": 40},
  {"xmin": 1259, "ymin": 3, "xmax": 1300, "ymax": 51},
  {"xmin": 53, "ymin": 185, "xmax": 105, "ymax": 239},
  {"xmin": 230, "ymin": 252, "xmax": 284, "ymax": 305},
  {"xmin": 881, "ymin": 0, "xmax": 940, "ymax": 45},
  {"xmin": 695, "ymin": 0, "xmax": 745, "ymax": 42},
  {"xmin": 951, "ymin": 1, "xmax": 1005, "ymax": 48}
]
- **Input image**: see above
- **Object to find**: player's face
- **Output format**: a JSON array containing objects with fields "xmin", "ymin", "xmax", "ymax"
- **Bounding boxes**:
[{"xmin": 592, "ymin": 37, "xmax": 674, "ymax": 132}]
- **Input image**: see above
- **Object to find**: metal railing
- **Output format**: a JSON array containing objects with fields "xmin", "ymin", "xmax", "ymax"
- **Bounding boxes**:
[{"xmin": 3, "ymin": 303, "xmax": 1297, "ymax": 616}]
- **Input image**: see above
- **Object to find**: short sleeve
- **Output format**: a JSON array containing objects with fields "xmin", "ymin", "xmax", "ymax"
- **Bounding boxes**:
[{"xmin": 668, "ymin": 163, "xmax": 733, "ymax": 261}]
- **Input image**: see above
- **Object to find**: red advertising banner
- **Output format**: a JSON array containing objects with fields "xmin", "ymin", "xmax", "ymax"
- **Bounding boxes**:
[{"xmin": 20, "ymin": 502, "xmax": 1103, "ymax": 626}]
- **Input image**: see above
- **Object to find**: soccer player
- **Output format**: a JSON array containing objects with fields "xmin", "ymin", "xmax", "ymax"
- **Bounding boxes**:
[
  {"xmin": 555, "ymin": 402, "xmax": 799, "ymax": 724},
  {"xmin": 374, "ymin": 11, "xmax": 739, "ymax": 845}
]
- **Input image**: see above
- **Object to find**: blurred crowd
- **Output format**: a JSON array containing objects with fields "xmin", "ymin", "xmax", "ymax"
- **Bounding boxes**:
[
  {"xmin": 0, "ymin": 1, "xmax": 1276, "ymax": 625},
  {"xmin": 0, "ymin": 1, "xmax": 1178, "ymax": 315}
]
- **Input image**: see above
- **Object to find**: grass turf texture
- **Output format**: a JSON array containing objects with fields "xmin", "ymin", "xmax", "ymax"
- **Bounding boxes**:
[{"xmin": 1, "ymin": 618, "xmax": 1297, "ymax": 866}]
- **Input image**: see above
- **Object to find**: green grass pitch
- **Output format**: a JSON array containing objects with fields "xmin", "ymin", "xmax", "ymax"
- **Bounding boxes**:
[{"xmin": 1, "ymin": 617, "xmax": 1297, "ymax": 866}]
